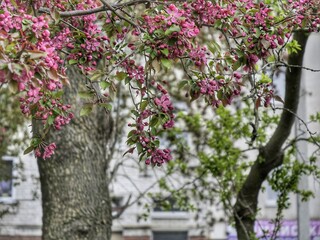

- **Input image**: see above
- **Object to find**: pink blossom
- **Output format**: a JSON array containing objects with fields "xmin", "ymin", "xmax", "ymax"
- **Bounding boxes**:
[
  {"xmin": 154, "ymin": 95, "xmax": 173, "ymax": 113},
  {"xmin": 189, "ymin": 47, "xmax": 207, "ymax": 66},
  {"xmin": 148, "ymin": 148, "xmax": 172, "ymax": 166},
  {"xmin": 198, "ymin": 79, "xmax": 219, "ymax": 95},
  {"xmin": 163, "ymin": 119, "xmax": 174, "ymax": 129},
  {"xmin": 248, "ymin": 54, "xmax": 259, "ymax": 65}
]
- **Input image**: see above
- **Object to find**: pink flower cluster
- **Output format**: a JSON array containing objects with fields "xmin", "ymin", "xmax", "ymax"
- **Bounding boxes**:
[
  {"xmin": 127, "ymin": 94, "xmax": 175, "ymax": 166},
  {"xmin": 51, "ymin": 0, "xmax": 112, "ymax": 73},
  {"xmin": 35, "ymin": 143, "xmax": 56, "ymax": 160},
  {"xmin": 0, "ymin": 1, "xmax": 72, "ymax": 159},
  {"xmin": 287, "ymin": 0, "xmax": 320, "ymax": 31},
  {"xmin": 3, "ymin": 0, "xmax": 320, "ymax": 165},
  {"xmin": 154, "ymin": 95, "xmax": 174, "ymax": 113},
  {"xmin": 185, "ymin": 0, "xmax": 320, "ymax": 70},
  {"xmin": 190, "ymin": 0, "xmax": 236, "ymax": 25},
  {"xmin": 154, "ymin": 95, "xmax": 174, "ymax": 129},
  {"xmin": 141, "ymin": 3, "xmax": 207, "ymax": 66},
  {"xmin": 121, "ymin": 60, "xmax": 145, "ymax": 85},
  {"xmin": 195, "ymin": 77, "xmax": 242, "ymax": 107},
  {"xmin": 127, "ymin": 110, "xmax": 173, "ymax": 167},
  {"xmin": 145, "ymin": 148, "xmax": 172, "ymax": 166},
  {"xmin": 198, "ymin": 79, "xmax": 219, "ymax": 95},
  {"xmin": 256, "ymin": 84, "xmax": 274, "ymax": 108}
]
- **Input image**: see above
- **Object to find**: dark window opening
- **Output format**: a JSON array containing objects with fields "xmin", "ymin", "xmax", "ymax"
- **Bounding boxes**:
[
  {"xmin": 0, "ymin": 159, "xmax": 13, "ymax": 198},
  {"xmin": 153, "ymin": 231, "xmax": 188, "ymax": 240}
]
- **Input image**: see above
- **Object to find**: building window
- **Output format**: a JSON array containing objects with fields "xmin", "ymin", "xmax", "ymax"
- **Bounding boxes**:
[
  {"xmin": 153, "ymin": 231, "xmax": 188, "ymax": 240},
  {"xmin": 151, "ymin": 197, "xmax": 189, "ymax": 219},
  {"xmin": 0, "ymin": 156, "xmax": 16, "ymax": 203},
  {"xmin": 111, "ymin": 195, "xmax": 125, "ymax": 218},
  {"xmin": 153, "ymin": 197, "xmax": 182, "ymax": 212}
]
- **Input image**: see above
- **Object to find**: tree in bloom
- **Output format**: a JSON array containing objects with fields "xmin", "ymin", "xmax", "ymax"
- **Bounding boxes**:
[{"xmin": 1, "ymin": 0, "xmax": 320, "ymax": 239}]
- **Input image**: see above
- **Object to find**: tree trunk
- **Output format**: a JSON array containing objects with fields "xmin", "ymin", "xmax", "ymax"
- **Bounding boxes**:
[
  {"xmin": 34, "ymin": 67, "xmax": 113, "ymax": 240},
  {"xmin": 233, "ymin": 32, "xmax": 309, "ymax": 240}
]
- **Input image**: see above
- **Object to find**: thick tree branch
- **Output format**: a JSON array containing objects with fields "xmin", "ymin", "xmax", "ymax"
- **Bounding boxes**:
[
  {"xmin": 234, "ymin": 31, "xmax": 309, "ymax": 240},
  {"xmin": 39, "ymin": 1, "xmax": 142, "ymax": 30},
  {"xmin": 38, "ymin": 0, "xmax": 186, "ymax": 17},
  {"xmin": 265, "ymin": 32, "xmax": 309, "ymax": 156},
  {"xmin": 38, "ymin": 0, "xmax": 152, "ymax": 18},
  {"xmin": 39, "ymin": 6, "xmax": 108, "ymax": 17}
]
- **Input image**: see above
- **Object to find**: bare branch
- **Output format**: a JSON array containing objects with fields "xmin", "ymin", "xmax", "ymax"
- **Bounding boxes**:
[
  {"xmin": 277, "ymin": 61, "xmax": 320, "ymax": 72},
  {"xmin": 275, "ymin": 106, "xmax": 320, "ymax": 149},
  {"xmin": 39, "ymin": 6, "xmax": 107, "ymax": 17}
]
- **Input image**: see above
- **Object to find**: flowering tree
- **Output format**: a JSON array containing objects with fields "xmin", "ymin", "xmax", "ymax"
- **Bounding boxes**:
[{"xmin": 1, "ymin": 0, "xmax": 320, "ymax": 239}]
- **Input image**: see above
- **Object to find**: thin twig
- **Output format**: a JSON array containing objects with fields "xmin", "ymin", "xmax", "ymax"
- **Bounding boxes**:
[
  {"xmin": 277, "ymin": 61, "xmax": 320, "ymax": 72},
  {"xmin": 275, "ymin": 107, "xmax": 320, "ymax": 149},
  {"xmin": 100, "ymin": 0, "xmax": 141, "ymax": 29}
]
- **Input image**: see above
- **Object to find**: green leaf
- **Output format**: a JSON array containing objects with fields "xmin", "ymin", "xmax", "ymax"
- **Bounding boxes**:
[
  {"xmin": 127, "ymin": 130, "xmax": 136, "ymax": 138},
  {"xmin": 165, "ymin": 25, "xmax": 180, "ymax": 36},
  {"xmin": 217, "ymin": 90, "xmax": 223, "ymax": 100},
  {"xmin": 52, "ymin": 91, "xmax": 64, "ymax": 98},
  {"xmin": 34, "ymin": 72, "xmax": 42, "ymax": 79},
  {"xmin": 89, "ymin": 72, "xmax": 103, "ymax": 81},
  {"xmin": 232, "ymin": 60, "xmax": 242, "ymax": 71},
  {"xmin": 167, "ymin": 38, "xmax": 177, "ymax": 46},
  {"xmin": 47, "ymin": 115, "xmax": 55, "ymax": 125},
  {"xmin": 8, "ymin": 80, "xmax": 18, "ymax": 93},
  {"xmin": 259, "ymin": 73, "xmax": 272, "ymax": 84},
  {"xmin": 139, "ymin": 152, "xmax": 146, "ymax": 162},
  {"xmin": 78, "ymin": 91, "xmax": 94, "ymax": 99},
  {"xmin": 10, "ymin": 0, "xmax": 18, "ymax": 8},
  {"xmin": 24, "ymin": 146, "xmax": 34, "ymax": 155},
  {"xmin": 160, "ymin": 49, "xmax": 169, "ymax": 57},
  {"xmin": 125, "ymin": 77, "xmax": 131, "ymax": 85},
  {"xmin": 79, "ymin": 57, "xmax": 87, "ymax": 64},
  {"xmin": 140, "ymin": 100, "xmax": 148, "ymax": 111},
  {"xmin": 136, "ymin": 142, "xmax": 143, "ymax": 154},
  {"xmin": 150, "ymin": 116, "xmax": 159, "ymax": 127},
  {"xmin": 115, "ymin": 72, "xmax": 127, "ymax": 81},
  {"xmin": 99, "ymin": 103, "xmax": 112, "ymax": 111},
  {"xmin": 161, "ymin": 59, "xmax": 172, "ymax": 69},
  {"xmin": 31, "ymin": 137, "xmax": 41, "ymax": 146},
  {"xmin": 254, "ymin": 28, "xmax": 261, "ymax": 38},
  {"xmin": 153, "ymin": 29, "xmax": 165, "ymax": 36},
  {"xmin": 190, "ymin": 89, "xmax": 200, "ymax": 101},
  {"xmin": 153, "ymin": 139, "xmax": 160, "ymax": 148},
  {"xmin": 80, "ymin": 104, "xmax": 93, "ymax": 116},
  {"xmin": 178, "ymin": 80, "xmax": 188, "ymax": 89},
  {"xmin": 287, "ymin": 40, "xmax": 302, "ymax": 54},
  {"xmin": 21, "ymin": 19, "xmax": 32, "ymax": 31},
  {"xmin": 99, "ymin": 81, "xmax": 110, "ymax": 90},
  {"xmin": 68, "ymin": 59, "xmax": 78, "ymax": 65},
  {"xmin": 208, "ymin": 42, "xmax": 221, "ymax": 54},
  {"xmin": 131, "ymin": 109, "xmax": 139, "ymax": 117}
]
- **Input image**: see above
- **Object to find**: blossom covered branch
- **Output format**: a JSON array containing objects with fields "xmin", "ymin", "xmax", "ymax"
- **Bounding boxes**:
[{"xmin": 1, "ymin": 0, "xmax": 320, "ymax": 164}]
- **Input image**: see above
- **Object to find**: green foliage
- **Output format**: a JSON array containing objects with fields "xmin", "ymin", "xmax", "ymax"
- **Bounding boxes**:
[
  {"xmin": 149, "ymin": 98, "xmax": 320, "ymax": 230},
  {"xmin": 0, "ymin": 88, "xmax": 28, "ymax": 158},
  {"xmin": 286, "ymin": 39, "xmax": 302, "ymax": 54}
]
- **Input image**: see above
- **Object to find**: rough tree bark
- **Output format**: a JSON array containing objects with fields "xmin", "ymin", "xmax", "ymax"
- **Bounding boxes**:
[
  {"xmin": 34, "ymin": 67, "xmax": 113, "ymax": 240},
  {"xmin": 234, "ymin": 32, "xmax": 309, "ymax": 240}
]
